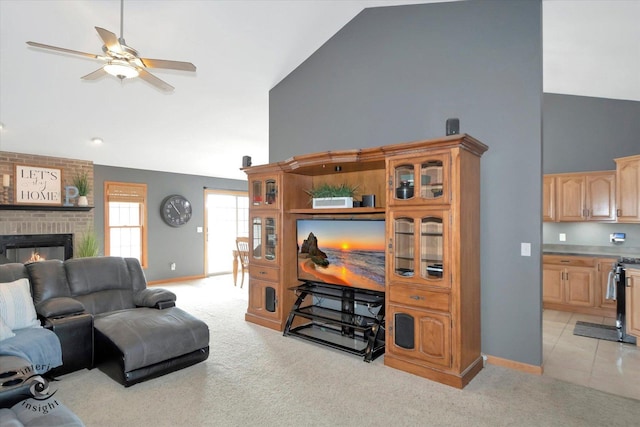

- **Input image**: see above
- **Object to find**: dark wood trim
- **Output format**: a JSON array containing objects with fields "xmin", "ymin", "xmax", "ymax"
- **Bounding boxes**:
[{"xmin": 0, "ymin": 204, "xmax": 93, "ymax": 211}]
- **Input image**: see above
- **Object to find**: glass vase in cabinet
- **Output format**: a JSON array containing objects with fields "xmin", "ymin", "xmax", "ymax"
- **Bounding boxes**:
[
  {"xmin": 388, "ymin": 153, "xmax": 450, "ymax": 206},
  {"xmin": 390, "ymin": 210, "xmax": 450, "ymax": 288}
]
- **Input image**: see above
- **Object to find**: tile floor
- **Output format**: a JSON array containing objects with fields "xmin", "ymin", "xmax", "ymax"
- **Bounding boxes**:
[{"xmin": 543, "ymin": 309, "xmax": 640, "ymax": 401}]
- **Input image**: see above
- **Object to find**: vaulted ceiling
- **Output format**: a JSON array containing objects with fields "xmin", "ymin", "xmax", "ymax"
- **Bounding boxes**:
[{"xmin": 0, "ymin": 1, "xmax": 638, "ymax": 180}]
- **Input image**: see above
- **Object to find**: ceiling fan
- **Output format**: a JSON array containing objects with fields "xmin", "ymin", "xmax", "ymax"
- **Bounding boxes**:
[{"xmin": 26, "ymin": 0, "xmax": 196, "ymax": 91}]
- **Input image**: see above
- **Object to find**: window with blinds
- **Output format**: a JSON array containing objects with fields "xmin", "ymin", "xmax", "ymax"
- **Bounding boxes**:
[{"xmin": 104, "ymin": 182, "xmax": 148, "ymax": 268}]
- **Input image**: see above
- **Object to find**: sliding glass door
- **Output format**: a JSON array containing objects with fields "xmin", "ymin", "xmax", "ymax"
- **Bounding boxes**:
[{"xmin": 204, "ymin": 190, "xmax": 248, "ymax": 276}]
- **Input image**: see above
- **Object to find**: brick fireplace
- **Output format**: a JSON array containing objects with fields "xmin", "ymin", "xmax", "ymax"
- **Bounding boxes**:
[{"xmin": 0, "ymin": 151, "xmax": 95, "ymax": 257}]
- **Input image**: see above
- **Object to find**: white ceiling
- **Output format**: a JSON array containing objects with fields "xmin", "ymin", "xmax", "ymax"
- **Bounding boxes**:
[{"xmin": 0, "ymin": 0, "xmax": 638, "ymax": 181}]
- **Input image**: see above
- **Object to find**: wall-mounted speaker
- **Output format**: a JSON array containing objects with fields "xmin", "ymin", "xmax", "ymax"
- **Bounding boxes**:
[
  {"xmin": 242, "ymin": 155, "xmax": 252, "ymax": 168},
  {"xmin": 446, "ymin": 118, "xmax": 460, "ymax": 136}
]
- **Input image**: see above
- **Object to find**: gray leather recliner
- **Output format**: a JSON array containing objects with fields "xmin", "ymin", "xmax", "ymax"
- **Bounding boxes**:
[{"xmin": 26, "ymin": 257, "xmax": 209, "ymax": 386}]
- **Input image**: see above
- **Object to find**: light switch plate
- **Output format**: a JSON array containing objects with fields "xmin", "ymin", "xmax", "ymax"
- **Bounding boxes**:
[
  {"xmin": 559, "ymin": 233, "xmax": 566, "ymax": 242},
  {"xmin": 521, "ymin": 242, "xmax": 531, "ymax": 257}
]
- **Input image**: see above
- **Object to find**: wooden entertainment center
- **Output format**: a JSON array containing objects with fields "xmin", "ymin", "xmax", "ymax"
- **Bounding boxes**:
[{"xmin": 242, "ymin": 134, "xmax": 488, "ymax": 388}]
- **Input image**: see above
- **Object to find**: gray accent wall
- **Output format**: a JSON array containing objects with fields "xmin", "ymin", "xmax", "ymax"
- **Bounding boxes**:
[
  {"xmin": 543, "ymin": 93, "xmax": 640, "ymax": 174},
  {"xmin": 269, "ymin": 1, "xmax": 543, "ymax": 365},
  {"xmin": 94, "ymin": 165, "xmax": 247, "ymax": 282}
]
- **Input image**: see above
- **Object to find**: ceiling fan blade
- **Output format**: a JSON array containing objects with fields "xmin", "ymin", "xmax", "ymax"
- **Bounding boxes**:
[
  {"xmin": 26, "ymin": 41, "xmax": 103, "ymax": 60},
  {"xmin": 81, "ymin": 67, "xmax": 108, "ymax": 80},
  {"xmin": 137, "ymin": 68, "xmax": 174, "ymax": 92},
  {"xmin": 140, "ymin": 58, "xmax": 196, "ymax": 72},
  {"xmin": 95, "ymin": 27, "xmax": 122, "ymax": 53}
]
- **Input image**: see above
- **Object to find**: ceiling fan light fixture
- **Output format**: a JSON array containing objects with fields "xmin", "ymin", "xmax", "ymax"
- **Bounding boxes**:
[{"xmin": 104, "ymin": 60, "xmax": 138, "ymax": 79}]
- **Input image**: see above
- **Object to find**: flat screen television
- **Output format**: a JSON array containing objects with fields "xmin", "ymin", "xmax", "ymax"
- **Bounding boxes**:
[{"xmin": 296, "ymin": 219, "xmax": 385, "ymax": 292}]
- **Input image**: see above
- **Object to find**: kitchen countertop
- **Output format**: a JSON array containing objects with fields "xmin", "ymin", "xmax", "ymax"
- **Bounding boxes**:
[{"xmin": 543, "ymin": 244, "xmax": 640, "ymax": 259}]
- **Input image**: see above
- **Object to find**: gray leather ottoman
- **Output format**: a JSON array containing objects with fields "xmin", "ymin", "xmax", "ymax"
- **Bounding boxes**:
[{"xmin": 93, "ymin": 306, "xmax": 210, "ymax": 386}]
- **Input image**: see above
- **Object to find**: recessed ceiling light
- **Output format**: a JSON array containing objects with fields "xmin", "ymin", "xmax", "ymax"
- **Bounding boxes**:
[{"xmin": 91, "ymin": 137, "xmax": 103, "ymax": 145}]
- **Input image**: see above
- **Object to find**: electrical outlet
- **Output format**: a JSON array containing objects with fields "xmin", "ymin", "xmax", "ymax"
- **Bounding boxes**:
[
  {"xmin": 521, "ymin": 242, "xmax": 531, "ymax": 257},
  {"xmin": 559, "ymin": 233, "xmax": 566, "ymax": 242},
  {"xmin": 170, "ymin": 262, "xmax": 176, "ymax": 271}
]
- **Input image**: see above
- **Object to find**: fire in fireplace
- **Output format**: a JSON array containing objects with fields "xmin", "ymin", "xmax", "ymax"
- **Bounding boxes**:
[{"xmin": 0, "ymin": 234, "xmax": 73, "ymax": 264}]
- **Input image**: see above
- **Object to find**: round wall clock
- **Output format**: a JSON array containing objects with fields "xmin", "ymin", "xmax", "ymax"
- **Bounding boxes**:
[{"xmin": 160, "ymin": 195, "xmax": 192, "ymax": 227}]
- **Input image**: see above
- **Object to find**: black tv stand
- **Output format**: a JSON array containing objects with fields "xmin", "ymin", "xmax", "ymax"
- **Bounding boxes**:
[{"xmin": 283, "ymin": 282, "xmax": 385, "ymax": 362}]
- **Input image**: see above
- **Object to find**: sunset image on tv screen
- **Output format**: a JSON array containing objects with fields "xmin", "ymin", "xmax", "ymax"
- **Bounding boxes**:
[{"xmin": 297, "ymin": 219, "xmax": 385, "ymax": 291}]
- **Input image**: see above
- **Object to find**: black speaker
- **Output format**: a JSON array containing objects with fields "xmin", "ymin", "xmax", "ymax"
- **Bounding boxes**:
[
  {"xmin": 265, "ymin": 286, "xmax": 276, "ymax": 312},
  {"xmin": 394, "ymin": 313, "xmax": 415, "ymax": 349},
  {"xmin": 242, "ymin": 155, "xmax": 252, "ymax": 168},
  {"xmin": 446, "ymin": 118, "xmax": 460, "ymax": 136},
  {"xmin": 362, "ymin": 194, "xmax": 376, "ymax": 207}
]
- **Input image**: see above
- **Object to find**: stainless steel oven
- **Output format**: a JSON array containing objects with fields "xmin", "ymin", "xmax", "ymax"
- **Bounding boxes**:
[{"xmin": 609, "ymin": 257, "xmax": 640, "ymax": 344}]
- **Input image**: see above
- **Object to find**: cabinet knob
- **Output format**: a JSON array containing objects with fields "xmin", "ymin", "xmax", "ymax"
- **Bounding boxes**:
[
  {"xmin": 627, "ymin": 277, "xmax": 632, "ymax": 288},
  {"xmin": 409, "ymin": 295, "xmax": 424, "ymax": 301}
]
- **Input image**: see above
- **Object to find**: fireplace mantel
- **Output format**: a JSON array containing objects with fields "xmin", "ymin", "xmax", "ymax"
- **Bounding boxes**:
[{"xmin": 0, "ymin": 205, "xmax": 93, "ymax": 211}]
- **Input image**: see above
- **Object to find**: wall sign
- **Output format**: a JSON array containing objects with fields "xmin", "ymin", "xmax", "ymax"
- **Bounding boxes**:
[{"xmin": 14, "ymin": 164, "xmax": 62, "ymax": 205}]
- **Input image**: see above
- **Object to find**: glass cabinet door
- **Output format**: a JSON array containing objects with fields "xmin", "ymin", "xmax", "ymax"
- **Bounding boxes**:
[
  {"xmin": 251, "ymin": 176, "xmax": 279, "ymax": 208},
  {"xmin": 389, "ymin": 153, "xmax": 450, "ymax": 205},
  {"xmin": 265, "ymin": 179, "xmax": 277, "ymax": 206},
  {"xmin": 391, "ymin": 210, "xmax": 449, "ymax": 287},
  {"xmin": 251, "ymin": 215, "xmax": 278, "ymax": 264},
  {"xmin": 421, "ymin": 216, "xmax": 443, "ymax": 281},
  {"xmin": 264, "ymin": 217, "xmax": 277, "ymax": 261},
  {"xmin": 252, "ymin": 180, "xmax": 263, "ymax": 206},
  {"xmin": 251, "ymin": 217, "xmax": 262, "ymax": 261},
  {"xmin": 393, "ymin": 217, "xmax": 415, "ymax": 277},
  {"xmin": 420, "ymin": 160, "xmax": 444, "ymax": 201}
]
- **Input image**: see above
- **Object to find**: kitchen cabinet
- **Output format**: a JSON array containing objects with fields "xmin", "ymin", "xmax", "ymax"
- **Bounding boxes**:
[
  {"xmin": 552, "ymin": 171, "xmax": 616, "ymax": 222},
  {"xmin": 543, "ymin": 175, "xmax": 556, "ymax": 222},
  {"xmin": 615, "ymin": 154, "xmax": 640, "ymax": 222},
  {"xmin": 543, "ymin": 255, "xmax": 615, "ymax": 317},
  {"xmin": 626, "ymin": 268, "xmax": 640, "ymax": 338}
]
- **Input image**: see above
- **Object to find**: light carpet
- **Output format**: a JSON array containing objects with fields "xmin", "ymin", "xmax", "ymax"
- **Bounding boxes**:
[{"xmin": 51, "ymin": 275, "xmax": 639, "ymax": 427}]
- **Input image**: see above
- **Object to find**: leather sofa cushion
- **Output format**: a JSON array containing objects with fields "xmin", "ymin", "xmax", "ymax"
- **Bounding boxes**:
[
  {"xmin": 26, "ymin": 260, "xmax": 71, "ymax": 304},
  {"xmin": 0, "ymin": 263, "xmax": 28, "ymax": 283},
  {"xmin": 94, "ymin": 307, "xmax": 209, "ymax": 372},
  {"xmin": 65, "ymin": 257, "xmax": 136, "ymax": 314}
]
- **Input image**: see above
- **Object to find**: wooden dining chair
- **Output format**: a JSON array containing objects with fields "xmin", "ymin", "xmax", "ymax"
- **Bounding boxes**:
[{"xmin": 235, "ymin": 237, "xmax": 250, "ymax": 288}]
